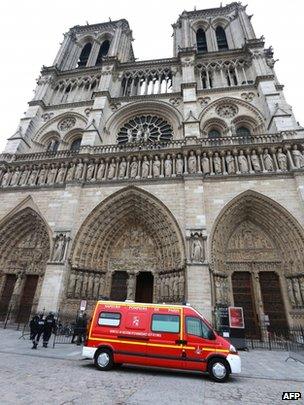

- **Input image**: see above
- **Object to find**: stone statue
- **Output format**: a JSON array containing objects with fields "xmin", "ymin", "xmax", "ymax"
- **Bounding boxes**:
[
  {"xmin": 173, "ymin": 275, "xmax": 179, "ymax": 299},
  {"xmin": 28, "ymin": 167, "xmax": 38, "ymax": 186},
  {"xmin": 127, "ymin": 128, "xmax": 133, "ymax": 143},
  {"xmin": 191, "ymin": 235, "xmax": 204, "ymax": 262},
  {"xmin": 127, "ymin": 273, "xmax": 136, "ymax": 300},
  {"xmin": 215, "ymin": 276, "xmax": 226, "ymax": 304},
  {"xmin": 48, "ymin": 164, "xmax": 58, "ymax": 184},
  {"xmin": 286, "ymin": 278, "xmax": 296, "ymax": 307},
  {"xmin": 19, "ymin": 167, "xmax": 29, "ymax": 186},
  {"xmin": 98, "ymin": 275, "xmax": 105, "ymax": 298},
  {"xmin": 225, "ymin": 151, "xmax": 235, "ymax": 174},
  {"xmin": 141, "ymin": 156, "xmax": 149, "ymax": 178},
  {"xmin": 107, "ymin": 158, "xmax": 116, "ymax": 179},
  {"xmin": 136, "ymin": 125, "xmax": 143, "ymax": 142},
  {"xmin": 164, "ymin": 155, "xmax": 172, "ymax": 177},
  {"xmin": 293, "ymin": 278, "xmax": 302, "ymax": 306},
  {"xmin": 66, "ymin": 163, "xmax": 76, "ymax": 181},
  {"xmin": 56, "ymin": 164, "xmax": 66, "ymax": 183},
  {"xmin": 74, "ymin": 274, "xmax": 82, "ymax": 298},
  {"xmin": 86, "ymin": 161, "xmax": 95, "ymax": 181},
  {"xmin": 1, "ymin": 169, "xmax": 11, "ymax": 186},
  {"xmin": 37, "ymin": 165, "xmax": 47, "ymax": 185},
  {"xmin": 155, "ymin": 277, "xmax": 161, "ymax": 302},
  {"xmin": 178, "ymin": 274, "xmax": 184, "ymax": 300},
  {"xmin": 130, "ymin": 157, "xmax": 138, "ymax": 178},
  {"xmin": 75, "ymin": 160, "xmax": 84, "ymax": 180},
  {"xmin": 213, "ymin": 152, "xmax": 222, "ymax": 174},
  {"xmin": 238, "ymin": 150, "xmax": 249, "ymax": 173},
  {"xmin": 251, "ymin": 150, "xmax": 261, "ymax": 172},
  {"xmin": 47, "ymin": 139, "xmax": 58, "ymax": 152},
  {"xmin": 263, "ymin": 149, "xmax": 274, "ymax": 171},
  {"xmin": 291, "ymin": 145, "xmax": 304, "ymax": 168},
  {"xmin": 67, "ymin": 272, "xmax": 76, "ymax": 298},
  {"xmin": 118, "ymin": 157, "xmax": 127, "ymax": 179},
  {"xmin": 153, "ymin": 156, "xmax": 161, "ymax": 177},
  {"xmin": 201, "ymin": 152, "xmax": 210, "ymax": 175},
  {"xmin": 188, "ymin": 151, "xmax": 196, "ymax": 174},
  {"xmin": 277, "ymin": 148, "xmax": 287, "ymax": 171},
  {"xmin": 96, "ymin": 160, "xmax": 105, "ymax": 180},
  {"xmin": 143, "ymin": 127, "xmax": 150, "ymax": 142},
  {"xmin": 176, "ymin": 154, "xmax": 183, "ymax": 175},
  {"xmin": 52, "ymin": 234, "xmax": 66, "ymax": 262},
  {"xmin": 10, "ymin": 168, "xmax": 20, "ymax": 186}
]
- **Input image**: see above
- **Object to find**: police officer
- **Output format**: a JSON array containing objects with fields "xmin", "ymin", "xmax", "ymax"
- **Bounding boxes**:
[
  {"xmin": 30, "ymin": 313, "xmax": 45, "ymax": 349},
  {"xmin": 76, "ymin": 313, "xmax": 88, "ymax": 345},
  {"xmin": 42, "ymin": 312, "xmax": 56, "ymax": 348}
]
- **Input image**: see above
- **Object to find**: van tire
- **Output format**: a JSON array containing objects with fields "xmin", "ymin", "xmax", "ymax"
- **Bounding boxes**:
[
  {"xmin": 94, "ymin": 348, "xmax": 114, "ymax": 371},
  {"xmin": 208, "ymin": 358, "xmax": 230, "ymax": 382}
]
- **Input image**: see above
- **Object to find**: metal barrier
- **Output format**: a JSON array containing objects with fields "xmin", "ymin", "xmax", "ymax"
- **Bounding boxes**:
[{"xmin": 245, "ymin": 327, "xmax": 304, "ymax": 352}]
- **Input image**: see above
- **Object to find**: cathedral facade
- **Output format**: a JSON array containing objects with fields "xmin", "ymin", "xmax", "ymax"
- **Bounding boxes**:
[{"xmin": 0, "ymin": 2, "xmax": 304, "ymax": 336}]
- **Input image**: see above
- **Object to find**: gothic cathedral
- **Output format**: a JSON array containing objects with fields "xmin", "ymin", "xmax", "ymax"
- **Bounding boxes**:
[{"xmin": 0, "ymin": 3, "xmax": 304, "ymax": 336}]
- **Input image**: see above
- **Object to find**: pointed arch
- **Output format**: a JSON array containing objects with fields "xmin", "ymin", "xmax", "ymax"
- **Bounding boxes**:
[
  {"xmin": 70, "ymin": 186, "xmax": 186, "ymax": 272},
  {"xmin": 210, "ymin": 190, "xmax": 304, "ymax": 273}
]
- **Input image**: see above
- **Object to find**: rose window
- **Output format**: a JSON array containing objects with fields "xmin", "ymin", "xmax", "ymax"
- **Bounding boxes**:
[{"xmin": 117, "ymin": 115, "xmax": 173, "ymax": 144}]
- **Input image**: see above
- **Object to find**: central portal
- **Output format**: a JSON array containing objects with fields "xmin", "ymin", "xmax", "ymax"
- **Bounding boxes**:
[{"xmin": 135, "ymin": 272, "xmax": 154, "ymax": 303}]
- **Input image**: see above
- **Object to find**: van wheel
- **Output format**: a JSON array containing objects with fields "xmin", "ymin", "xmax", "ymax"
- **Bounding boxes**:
[
  {"xmin": 94, "ymin": 349, "xmax": 113, "ymax": 371},
  {"xmin": 208, "ymin": 358, "xmax": 230, "ymax": 382}
]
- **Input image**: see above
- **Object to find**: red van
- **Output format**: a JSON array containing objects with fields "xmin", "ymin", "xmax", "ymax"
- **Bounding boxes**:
[{"xmin": 82, "ymin": 300, "xmax": 241, "ymax": 382}]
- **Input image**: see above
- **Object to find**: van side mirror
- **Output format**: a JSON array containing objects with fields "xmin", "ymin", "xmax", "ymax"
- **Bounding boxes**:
[{"xmin": 207, "ymin": 329, "xmax": 216, "ymax": 340}]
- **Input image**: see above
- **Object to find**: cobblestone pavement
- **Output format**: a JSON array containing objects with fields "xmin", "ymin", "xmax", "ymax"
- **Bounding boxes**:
[{"xmin": 0, "ymin": 329, "xmax": 303, "ymax": 405}]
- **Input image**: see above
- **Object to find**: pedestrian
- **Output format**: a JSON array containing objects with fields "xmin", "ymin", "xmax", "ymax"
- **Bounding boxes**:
[
  {"xmin": 76, "ymin": 313, "xmax": 88, "ymax": 346},
  {"xmin": 30, "ymin": 313, "xmax": 45, "ymax": 349},
  {"xmin": 29, "ymin": 314, "xmax": 39, "ymax": 349},
  {"xmin": 42, "ymin": 312, "xmax": 56, "ymax": 348}
]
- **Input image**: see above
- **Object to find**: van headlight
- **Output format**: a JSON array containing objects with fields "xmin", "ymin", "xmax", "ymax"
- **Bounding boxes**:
[{"xmin": 229, "ymin": 344, "xmax": 238, "ymax": 354}]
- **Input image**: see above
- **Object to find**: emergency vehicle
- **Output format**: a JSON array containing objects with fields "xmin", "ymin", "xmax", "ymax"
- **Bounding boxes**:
[{"xmin": 82, "ymin": 300, "xmax": 241, "ymax": 382}]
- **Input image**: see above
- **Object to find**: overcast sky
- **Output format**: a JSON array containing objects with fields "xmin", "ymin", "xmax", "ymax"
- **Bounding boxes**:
[{"xmin": 0, "ymin": 0, "xmax": 303, "ymax": 152}]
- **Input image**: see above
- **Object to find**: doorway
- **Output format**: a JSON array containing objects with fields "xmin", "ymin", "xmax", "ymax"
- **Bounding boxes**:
[
  {"xmin": 16, "ymin": 275, "xmax": 39, "ymax": 323},
  {"xmin": 0, "ymin": 274, "xmax": 17, "ymax": 320},
  {"xmin": 232, "ymin": 271, "xmax": 260, "ymax": 338},
  {"xmin": 259, "ymin": 271, "xmax": 288, "ymax": 332},
  {"xmin": 135, "ymin": 272, "xmax": 154, "ymax": 303},
  {"xmin": 110, "ymin": 271, "xmax": 128, "ymax": 301}
]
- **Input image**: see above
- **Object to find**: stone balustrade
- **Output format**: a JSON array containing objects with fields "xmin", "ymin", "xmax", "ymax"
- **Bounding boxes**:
[{"xmin": 1, "ymin": 142, "xmax": 304, "ymax": 189}]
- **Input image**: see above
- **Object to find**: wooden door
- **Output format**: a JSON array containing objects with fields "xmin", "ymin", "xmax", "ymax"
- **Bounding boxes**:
[
  {"xmin": 16, "ymin": 275, "xmax": 39, "ymax": 323},
  {"xmin": 232, "ymin": 271, "xmax": 260, "ymax": 338},
  {"xmin": 135, "ymin": 272, "xmax": 154, "ymax": 303},
  {"xmin": 0, "ymin": 274, "xmax": 16, "ymax": 320},
  {"xmin": 110, "ymin": 271, "xmax": 128, "ymax": 301},
  {"xmin": 259, "ymin": 271, "xmax": 288, "ymax": 332}
]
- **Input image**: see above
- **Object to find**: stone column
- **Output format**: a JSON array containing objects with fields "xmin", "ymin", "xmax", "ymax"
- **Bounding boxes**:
[
  {"xmin": 186, "ymin": 263, "xmax": 212, "ymax": 322},
  {"xmin": 37, "ymin": 263, "xmax": 67, "ymax": 313}
]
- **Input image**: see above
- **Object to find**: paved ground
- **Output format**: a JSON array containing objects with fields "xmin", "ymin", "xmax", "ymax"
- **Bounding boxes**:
[{"xmin": 0, "ymin": 329, "xmax": 303, "ymax": 404}]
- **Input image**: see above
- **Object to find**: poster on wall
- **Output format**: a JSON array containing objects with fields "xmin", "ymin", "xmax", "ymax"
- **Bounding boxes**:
[{"xmin": 228, "ymin": 306, "xmax": 245, "ymax": 329}]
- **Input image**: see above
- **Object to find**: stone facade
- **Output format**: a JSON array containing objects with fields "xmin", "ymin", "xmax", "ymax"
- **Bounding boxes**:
[{"xmin": 0, "ymin": 2, "xmax": 304, "ymax": 333}]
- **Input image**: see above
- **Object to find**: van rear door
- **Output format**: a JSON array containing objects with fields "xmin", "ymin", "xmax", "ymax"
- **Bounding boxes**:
[{"xmin": 146, "ymin": 306, "xmax": 184, "ymax": 369}]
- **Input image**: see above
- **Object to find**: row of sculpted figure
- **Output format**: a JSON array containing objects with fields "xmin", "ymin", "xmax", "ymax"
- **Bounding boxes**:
[
  {"xmin": 67, "ymin": 271, "xmax": 105, "ymax": 300},
  {"xmin": 1, "ymin": 145, "xmax": 303, "ymax": 187},
  {"xmin": 154, "ymin": 272, "xmax": 184, "ymax": 303},
  {"xmin": 286, "ymin": 276, "xmax": 304, "ymax": 308}
]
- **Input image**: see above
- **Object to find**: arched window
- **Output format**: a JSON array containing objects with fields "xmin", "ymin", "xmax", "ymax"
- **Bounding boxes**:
[
  {"xmin": 95, "ymin": 40, "xmax": 110, "ymax": 65},
  {"xmin": 236, "ymin": 126, "xmax": 251, "ymax": 137},
  {"xmin": 196, "ymin": 29, "xmax": 207, "ymax": 53},
  {"xmin": 70, "ymin": 137, "xmax": 82, "ymax": 151},
  {"xmin": 47, "ymin": 139, "xmax": 59, "ymax": 153},
  {"xmin": 77, "ymin": 43, "xmax": 92, "ymax": 67},
  {"xmin": 216, "ymin": 26, "xmax": 228, "ymax": 50},
  {"xmin": 208, "ymin": 129, "xmax": 221, "ymax": 139}
]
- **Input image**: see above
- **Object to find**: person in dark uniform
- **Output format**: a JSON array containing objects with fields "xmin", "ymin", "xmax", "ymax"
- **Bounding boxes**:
[
  {"xmin": 75, "ymin": 313, "xmax": 88, "ymax": 345},
  {"xmin": 42, "ymin": 312, "xmax": 56, "ymax": 348},
  {"xmin": 29, "ymin": 314, "xmax": 39, "ymax": 349},
  {"xmin": 30, "ymin": 313, "xmax": 45, "ymax": 349}
]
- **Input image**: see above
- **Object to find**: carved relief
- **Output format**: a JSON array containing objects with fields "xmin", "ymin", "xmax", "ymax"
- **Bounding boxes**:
[{"xmin": 50, "ymin": 232, "xmax": 70, "ymax": 263}]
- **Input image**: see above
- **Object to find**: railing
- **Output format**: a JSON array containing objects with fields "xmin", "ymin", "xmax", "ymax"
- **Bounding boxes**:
[
  {"xmin": 1, "ymin": 132, "xmax": 299, "ymax": 164},
  {"xmin": 245, "ymin": 327, "xmax": 304, "ymax": 352}
]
